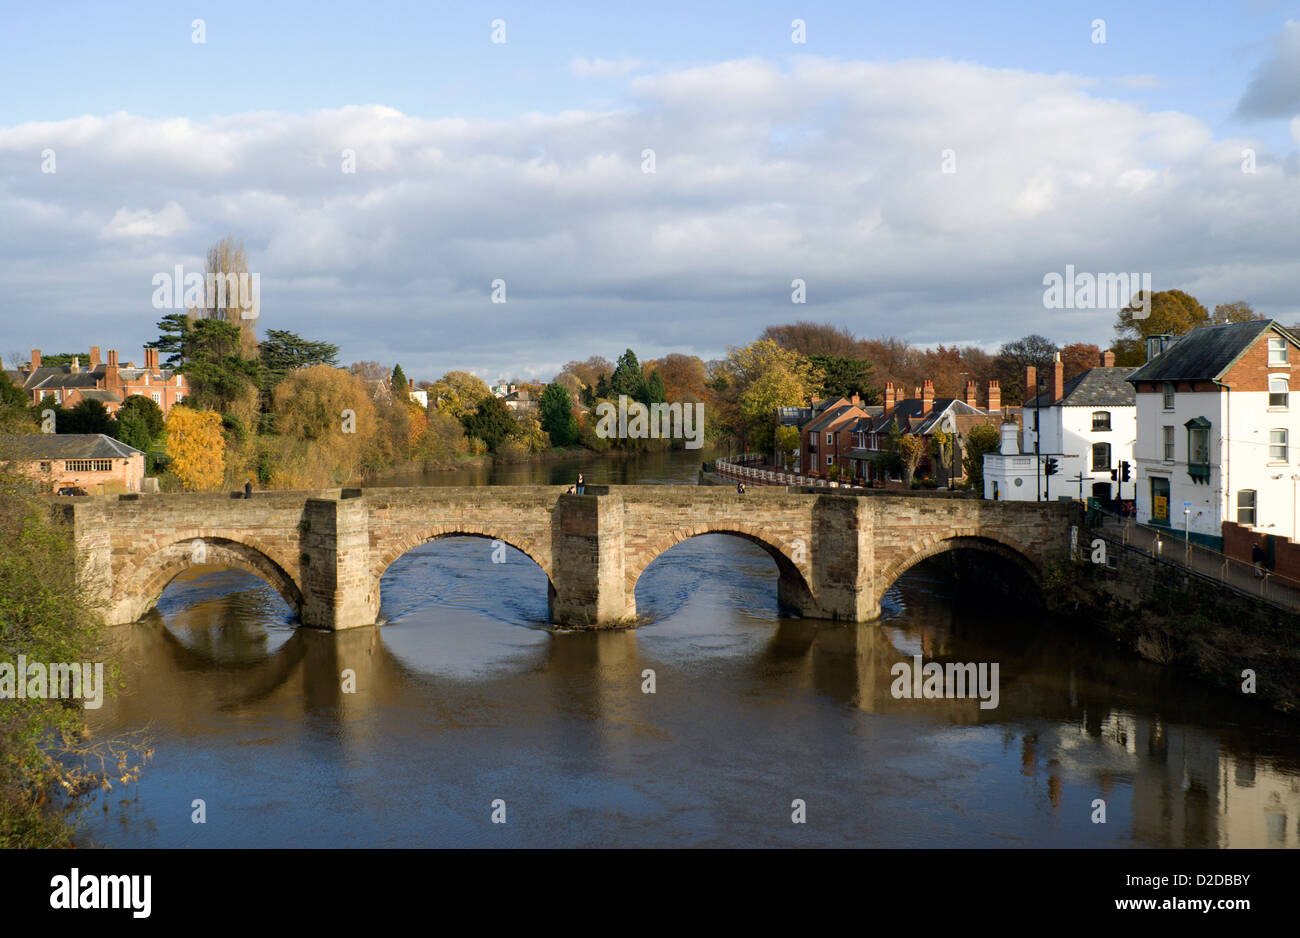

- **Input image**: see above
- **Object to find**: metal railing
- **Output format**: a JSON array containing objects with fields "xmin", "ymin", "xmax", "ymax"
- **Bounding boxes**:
[
  {"xmin": 711, "ymin": 454, "xmax": 867, "ymax": 489},
  {"xmin": 1089, "ymin": 507, "xmax": 1300, "ymax": 611}
]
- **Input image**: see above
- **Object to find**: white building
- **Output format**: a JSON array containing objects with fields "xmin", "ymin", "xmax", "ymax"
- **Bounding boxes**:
[
  {"xmin": 984, "ymin": 352, "xmax": 1136, "ymax": 503},
  {"xmin": 1126, "ymin": 320, "xmax": 1300, "ymax": 550}
]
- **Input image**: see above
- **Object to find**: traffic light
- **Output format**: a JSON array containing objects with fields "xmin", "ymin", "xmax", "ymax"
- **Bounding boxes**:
[
  {"xmin": 1045, "ymin": 457, "xmax": 1059, "ymax": 477},
  {"xmin": 1120, "ymin": 461, "xmax": 1131, "ymax": 482},
  {"xmin": 1110, "ymin": 468, "xmax": 1118, "ymax": 481}
]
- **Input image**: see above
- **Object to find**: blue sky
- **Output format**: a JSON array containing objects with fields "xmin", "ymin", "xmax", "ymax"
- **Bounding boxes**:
[{"xmin": 1, "ymin": 0, "xmax": 1298, "ymax": 379}]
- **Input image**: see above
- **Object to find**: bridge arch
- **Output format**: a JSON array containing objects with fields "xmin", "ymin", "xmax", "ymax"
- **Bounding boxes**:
[
  {"xmin": 876, "ymin": 533, "xmax": 1042, "ymax": 604},
  {"xmin": 627, "ymin": 524, "xmax": 815, "ymax": 611},
  {"xmin": 116, "ymin": 536, "xmax": 304, "ymax": 623},
  {"xmin": 371, "ymin": 526, "xmax": 554, "ymax": 588}
]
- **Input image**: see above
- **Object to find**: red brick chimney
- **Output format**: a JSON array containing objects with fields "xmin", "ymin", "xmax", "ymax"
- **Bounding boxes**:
[
  {"xmin": 987, "ymin": 381, "xmax": 1001, "ymax": 413},
  {"xmin": 849, "ymin": 392, "xmax": 860, "ymax": 406},
  {"xmin": 883, "ymin": 383, "xmax": 896, "ymax": 416},
  {"xmin": 89, "ymin": 346, "xmax": 101, "ymax": 368},
  {"xmin": 921, "ymin": 379, "xmax": 934, "ymax": 415},
  {"xmin": 107, "ymin": 349, "xmax": 118, "ymax": 368},
  {"xmin": 1025, "ymin": 365, "xmax": 1037, "ymax": 404},
  {"xmin": 913, "ymin": 385, "xmax": 921, "ymax": 401},
  {"xmin": 409, "ymin": 378, "xmax": 415, "ymax": 390},
  {"xmin": 964, "ymin": 379, "xmax": 978, "ymax": 408},
  {"xmin": 1101, "ymin": 349, "xmax": 1115, "ymax": 367},
  {"xmin": 143, "ymin": 347, "xmax": 158, "ymax": 370},
  {"xmin": 30, "ymin": 349, "xmax": 40, "ymax": 370},
  {"xmin": 1052, "ymin": 352, "xmax": 1064, "ymax": 402}
]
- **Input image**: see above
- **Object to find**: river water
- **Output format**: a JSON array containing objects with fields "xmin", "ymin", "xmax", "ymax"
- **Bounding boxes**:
[{"xmin": 80, "ymin": 450, "xmax": 1300, "ymax": 847}]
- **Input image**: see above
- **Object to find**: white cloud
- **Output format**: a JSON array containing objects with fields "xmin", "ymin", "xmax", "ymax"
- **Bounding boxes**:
[
  {"xmin": 1, "ymin": 58, "xmax": 1297, "ymax": 377},
  {"xmin": 100, "ymin": 201, "xmax": 191, "ymax": 239}
]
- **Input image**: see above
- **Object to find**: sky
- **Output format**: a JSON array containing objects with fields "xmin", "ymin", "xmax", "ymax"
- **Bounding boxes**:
[{"xmin": 1, "ymin": 0, "xmax": 1299, "ymax": 381}]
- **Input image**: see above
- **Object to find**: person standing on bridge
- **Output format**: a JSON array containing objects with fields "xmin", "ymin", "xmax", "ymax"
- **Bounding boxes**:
[
  {"xmin": 737, "ymin": 481, "xmax": 746, "ymax": 494},
  {"xmin": 576, "ymin": 472, "xmax": 585, "ymax": 495},
  {"xmin": 244, "ymin": 478, "xmax": 253, "ymax": 499},
  {"xmin": 1253, "ymin": 542, "xmax": 1267, "ymax": 579}
]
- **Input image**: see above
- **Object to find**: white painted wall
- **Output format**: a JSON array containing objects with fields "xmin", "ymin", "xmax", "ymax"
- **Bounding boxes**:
[{"xmin": 984, "ymin": 402, "xmax": 1135, "ymax": 502}]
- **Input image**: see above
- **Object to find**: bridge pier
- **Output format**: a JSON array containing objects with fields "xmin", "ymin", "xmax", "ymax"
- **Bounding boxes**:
[
  {"xmin": 300, "ymin": 495, "xmax": 379, "ymax": 630},
  {"xmin": 549, "ymin": 493, "xmax": 631, "ymax": 627}
]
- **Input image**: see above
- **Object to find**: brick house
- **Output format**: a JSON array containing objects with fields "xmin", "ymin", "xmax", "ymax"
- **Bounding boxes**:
[
  {"xmin": 14, "ymin": 347, "xmax": 189, "ymax": 416},
  {"xmin": 797, "ymin": 395, "xmax": 876, "ymax": 477},
  {"xmin": 0, "ymin": 433, "xmax": 146, "ymax": 494},
  {"xmin": 848, "ymin": 380, "xmax": 1001, "ymax": 486}
]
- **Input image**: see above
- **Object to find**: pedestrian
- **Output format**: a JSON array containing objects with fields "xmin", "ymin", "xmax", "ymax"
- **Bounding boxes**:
[
  {"xmin": 244, "ymin": 478, "xmax": 253, "ymax": 499},
  {"xmin": 737, "ymin": 481, "xmax": 746, "ymax": 494},
  {"xmin": 575, "ymin": 472, "xmax": 585, "ymax": 495},
  {"xmin": 1252, "ymin": 542, "xmax": 1266, "ymax": 579},
  {"xmin": 565, "ymin": 485, "xmax": 576, "ymax": 494}
]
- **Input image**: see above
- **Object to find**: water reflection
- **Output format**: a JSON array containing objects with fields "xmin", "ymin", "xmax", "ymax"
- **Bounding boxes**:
[{"xmin": 81, "ymin": 522, "xmax": 1300, "ymax": 848}]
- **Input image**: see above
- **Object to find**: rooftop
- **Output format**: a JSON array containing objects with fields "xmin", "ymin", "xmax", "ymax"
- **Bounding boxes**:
[{"xmin": 0, "ymin": 433, "xmax": 144, "ymax": 460}]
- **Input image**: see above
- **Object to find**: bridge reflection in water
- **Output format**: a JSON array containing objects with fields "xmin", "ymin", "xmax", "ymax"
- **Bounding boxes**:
[{"xmin": 83, "ymin": 534, "xmax": 1300, "ymax": 849}]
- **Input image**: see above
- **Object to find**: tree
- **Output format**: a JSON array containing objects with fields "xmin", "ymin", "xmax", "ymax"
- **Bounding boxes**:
[
  {"xmin": 460, "ymin": 395, "xmax": 519, "ymax": 452},
  {"xmin": 1214, "ymin": 301, "xmax": 1262, "ymax": 324},
  {"xmin": 740, "ymin": 364, "xmax": 808, "ymax": 453},
  {"xmin": 271, "ymin": 366, "xmax": 376, "ymax": 484},
  {"xmin": 962, "ymin": 422, "xmax": 1002, "ymax": 490},
  {"xmin": 1110, "ymin": 290, "xmax": 1209, "ymax": 366},
  {"xmin": 198, "ymin": 236, "xmax": 259, "ymax": 356},
  {"xmin": 428, "ymin": 371, "xmax": 492, "ymax": 418},
  {"xmin": 807, "ymin": 354, "xmax": 878, "ymax": 402},
  {"xmin": 391, "ymin": 364, "xmax": 408, "ymax": 396},
  {"xmin": 774, "ymin": 424, "xmax": 801, "ymax": 470},
  {"xmin": 0, "ymin": 371, "xmax": 27, "ymax": 412},
  {"xmin": 609, "ymin": 349, "xmax": 646, "ymax": 400},
  {"xmin": 761, "ymin": 321, "xmax": 862, "ymax": 358},
  {"xmin": 1060, "ymin": 342, "xmax": 1102, "ymax": 381},
  {"xmin": 994, "ymin": 335, "xmax": 1059, "ymax": 405},
  {"xmin": 113, "ymin": 395, "xmax": 165, "ymax": 453},
  {"xmin": 646, "ymin": 353, "xmax": 707, "ymax": 403},
  {"xmin": 889, "ymin": 427, "xmax": 928, "ymax": 487},
  {"xmin": 559, "ymin": 357, "xmax": 614, "ymax": 391},
  {"xmin": 180, "ymin": 319, "xmax": 261, "ymax": 413},
  {"xmin": 165, "ymin": 406, "xmax": 225, "ymax": 490},
  {"xmin": 539, "ymin": 382, "xmax": 579, "ymax": 447},
  {"xmin": 259, "ymin": 330, "xmax": 339, "ymax": 392},
  {"xmin": 58, "ymin": 399, "xmax": 115, "ymax": 436},
  {"xmin": 147, "ymin": 313, "xmax": 191, "ymax": 368}
]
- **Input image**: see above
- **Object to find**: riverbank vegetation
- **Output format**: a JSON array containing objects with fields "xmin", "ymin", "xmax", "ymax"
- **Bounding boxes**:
[{"xmin": 0, "ymin": 457, "xmax": 148, "ymax": 846}]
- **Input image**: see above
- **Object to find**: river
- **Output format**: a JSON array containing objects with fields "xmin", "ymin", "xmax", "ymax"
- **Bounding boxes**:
[{"xmin": 79, "ymin": 449, "xmax": 1300, "ymax": 847}]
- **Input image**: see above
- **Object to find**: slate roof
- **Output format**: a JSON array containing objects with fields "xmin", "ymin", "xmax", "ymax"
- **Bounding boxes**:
[
  {"xmin": 804, "ymin": 400, "xmax": 862, "ymax": 432},
  {"xmin": 1126, "ymin": 320, "xmax": 1290, "ymax": 384},
  {"xmin": 1024, "ymin": 366, "xmax": 1136, "ymax": 408},
  {"xmin": 78, "ymin": 389, "xmax": 123, "ymax": 404},
  {"xmin": 0, "ymin": 433, "xmax": 143, "ymax": 460}
]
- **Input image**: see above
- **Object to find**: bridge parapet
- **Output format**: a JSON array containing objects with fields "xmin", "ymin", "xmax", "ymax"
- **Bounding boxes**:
[{"xmin": 69, "ymin": 487, "xmax": 1075, "ymax": 630}]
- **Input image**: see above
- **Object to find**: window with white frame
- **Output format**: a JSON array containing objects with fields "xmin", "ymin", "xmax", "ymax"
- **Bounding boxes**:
[
  {"xmin": 826, "ymin": 454, "xmax": 833, "ymax": 466},
  {"xmin": 1270, "ymin": 428, "xmax": 1288, "ymax": 461},
  {"xmin": 151, "ymin": 391, "xmax": 161, "ymax": 404},
  {"xmin": 1238, "ymin": 490, "xmax": 1257, "ymax": 525},
  {"xmin": 1270, "ymin": 376, "xmax": 1289, "ymax": 408},
  {"xmin": 1091, "ymin": 411, "xmax": 1111, "ymax": 431},
  {"xmin": 1162, "ymin": 425, "xmax": 1175, "ymax": 460},
  {"xmin": 826, "ymin": 432, "xmax": 833, "ymax": 445},
  {"xmin": 1268, "ymin": 336, "xmax": 1288, "ymax": 365},
  {"xmin": 1162, "ymin": 383, "xmax": 1175, "ymax": 409}
]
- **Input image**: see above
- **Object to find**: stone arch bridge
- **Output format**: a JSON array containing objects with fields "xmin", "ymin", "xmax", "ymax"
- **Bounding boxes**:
[{"xmin": 59, "ymin": 485, "xmax": 1075, "ymax": 629}]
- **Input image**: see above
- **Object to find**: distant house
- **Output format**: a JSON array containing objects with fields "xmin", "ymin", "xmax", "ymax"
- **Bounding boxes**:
[
  {"xmin": 1126, "ymin": 319, "xmax": 1300, "ymax": 553},
  {"xmin": 502, "ymin": 388, "xmax": 535, "ymax": 413},
  {"xmin": 850, "ymin": 380, "xmax": 1001, "ymax": 486},
  {"xmin": 0, "ymin": 433, "xmax": 145, "ymax": 494},
  {"xmin": 798, "ymin": 395, "xmax": 875, "ymax": 477},
  {"xmin": 985, "ymin": 351, "xmax": 1135, "ymax": 502},
  {"xmin": 14, "ymin": 347, "xmax": 189, "ymax": 416}
]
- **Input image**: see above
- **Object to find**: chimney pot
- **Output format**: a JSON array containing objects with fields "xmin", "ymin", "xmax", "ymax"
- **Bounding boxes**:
[
  {"xmin": 1025, "ymin": 365, "xmax": 1037, "ymax": 404},
  {"xmin": 1102, "ymin": 349, "xmax": 1115, "ymax": 367},
  {"xmin": 964, "ymin": 379, "xmax": 978, "ymax": 408},
  {"xmin": 107, "ymin": 349, "xmax": 119, "ymax": 367},
  {"xmin": 1052, "ymin": 352, "xmax": 1064, "ymax": 403},
  {"xmin": 89, "ymin": 346, "xmax": 101, "ymax": 368},
  {"xmin": 987, "ymin": 380, "xmax": 1001, "ymax": 413},
  {"xmin": 884, "ymin": 382, "xmax": 896, "ymax": 416},
  {"xmin": 921, "ymin": 379, "xmax": 934, "ymax": 415},
  {"xmin": 30, "ymin": 349, "xmax": 41, "ymax": 370}
]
